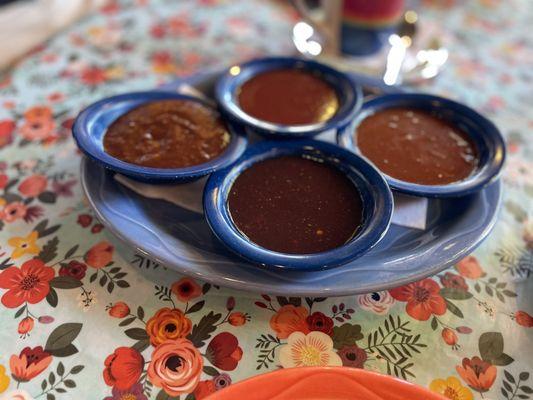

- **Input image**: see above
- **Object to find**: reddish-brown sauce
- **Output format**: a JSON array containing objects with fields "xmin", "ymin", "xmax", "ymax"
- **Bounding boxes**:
[
  {"xmin": 237, "ymin": 68, "xmax": 339, "ymax": 125},
  {"xmin": 103, "ymin": 100, "xmax": 230, "ymax": 168},
  {"xmin": 357, "ymin": 107, "xmax": 478, "ymax": 185},
  {"xmin": 228, "ymin": 156, "xmax": 363, "ymax": 254}
]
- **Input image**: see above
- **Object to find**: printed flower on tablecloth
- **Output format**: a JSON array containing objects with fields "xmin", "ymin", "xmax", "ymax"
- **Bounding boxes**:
[
  {"xmin": 171, "ymin": 277, "xmax": 202, "ymax": 302},
  {"xmin": 270, "ymin": 305, "xmax": 310, "ymax": 339},
  {"xmin": 455, "ymin": 256, "xmax": 485, "ymax": 279},
  {"xmin": 205, "ymin": 332, "xmax": 243, "ymax": 371},
  {"xmin": 456, "ymin": 356, "xmax": 496, "ymax": 393},
  {"xmin": 389, "ymin": 278, "xmax": 447, "ymax": 321},
  {"xmin": 1, "ymin": 202, "xmax": 27, "ymax": 223},
  {"xmin": 0, "ymin": 364, "xmax": 10, "ymax": 393},
  {"xmin": 10, "ymin": 346, "xmax": 52, "ymax": 382},
  {"xmin": 7, "ymin": 231, "xmax": 40, "ymax": 259},
  {"xmin": 107, "ymin": 302, "xmax": 130, "ymax": 318},
  {"xmin": 442, "ymin": 328, "xmax": 459, "ymax": 348},
  {"xmin": 18, "ymin": 317, "xmax": 34, "ymax": 337},
  {"xmin": 193, "ymin": 380, "xmax": 216, "ymax": 400},
  {"xmin": 514, "ymin": 310, "xmax": 533, "ymax": 327},
  {"xmin": 84, "ymin": 241, "xmax": 114, "ymax": 268},
  {"xmin": 306, "ymin": 312, "xmax": 334, "ymax": 335},
  {"xmin": 440, "ymin": 272, "xmax": 469, "ymax": 292},
  {"xmin": 103, "ymin": 382, "xmax": 147, "ymax": 400},
  {"xmin": 103, "ymin": 347, "xmax": 144, "ymax": 390},
  {"xmin": 228, "ymin": 311, "xmax": 248, "ymax": 326},
  {"xmin": 147, "ymin": 339, "xmax": 203, "ymax": 396},
  {"xmin": 337, "ymin": 344, "xmax": 367, "ymax": 368},
  {"xmin": 58, "ymin": 261, "xmax": 87, "ymax": 280},
  {"xmin": 357, "ymin": 291, "xmax": 396, "ymax": 315},
  {"xmin": 278, "ymin": 331, "xmax": 342, "ymax": 368},
  {"xmin": 146, "ymin": 307, "xmax": 192, "ymax": 346},
  {"xmin": 0, "ymin": 119, "xmax": 15, "ymax": 148},
  {"xmin": 0, "ymin": 259, "xmax": 54, "ymax": 308},
  {"xmin": 0, "ymin": 389, "xmax": 33, "ymax": 400},
  {"xmin": 429, "ymin": 376, "xmax": 473, "ymax": 400},
  {"xmin": 18, "ymin": 175, "xmax": 47, "ymax": 197}
]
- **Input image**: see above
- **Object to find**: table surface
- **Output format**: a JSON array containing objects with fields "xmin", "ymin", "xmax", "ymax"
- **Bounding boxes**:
[{"xmin": 0, "ymin": 1, "xmax": 531, "ymax": 399}]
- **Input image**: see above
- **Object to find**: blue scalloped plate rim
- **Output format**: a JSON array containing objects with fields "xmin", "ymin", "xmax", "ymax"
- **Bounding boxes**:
[{"xmin": 80, "ymin": 69, "xmax": 502, "ymax": 296}]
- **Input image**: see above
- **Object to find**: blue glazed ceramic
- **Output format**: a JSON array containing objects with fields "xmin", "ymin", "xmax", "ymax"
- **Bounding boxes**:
[
  {"xmin": 337, "ymin": 93, "xmax": 506, "ymax": 197},
  {"xmin": 215, "ymin": 57, "xmax": 363, "ymax": 139},
  {"xmin": 73, "ymin": 91, "xmax": 247, "ymax": 183},
  {"xmin": 203, "ymin": 140, "xmax": 393, "ymax": 270}
]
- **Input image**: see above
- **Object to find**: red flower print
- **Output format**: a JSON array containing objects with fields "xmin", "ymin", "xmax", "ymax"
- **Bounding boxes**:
[
  {"xmin": 440, "ymin": 272, "xmax": 469, "ymax": 291},
  {"xmin": 150, "ymin": 23, "xmax": 167, "ymax": 38},
  {"xmin": 389, "ymin": 278, "xmax": 447, "ymax": 321},
  {"xmin": 107, "ymin": 302, "xmax": 130, "ymax": 318},
  {"xmin": 337, "ymin": 344, "xmax": 367, "ymax": 368},
  {"xmin": 515, "ymin": 311, "xmax": 533, "ymax": 327},
  {"xmin": 24, "ymin": 106, "xmax": 52, "ymax": 122},
  {"xmin": 77, "ymin": 214, "xmax": 93, "ymax": 227},
  {"xmin": 0, "ymin": 174, "xmax": 7, "ymax": 189},
  {"xmin": 306, "ymin": 312, "xmax": 334, "ymax": 335},
  {"xmin": 18, "ymin": 316, "xmax": 34, "ymax": 335},
  {"xmin": 442, "ymin": 328, "xmax": 458, "ymax": 346},
  {"xmin": 171, "ymin": 277, "xmax": 202, "ymax": 302},
  {"xmin": 91, "ymin": 224, "xmax": 104, "ymax": 234},
  {"xmin": 0, "ymin": 259, "xmax": 55, "ymax": 308},
  {"xmin": 10, "ymin": 346, "xmax": 52, "ymax": 382},
  {"xmin": 1, "ymin": 202, "xmax": 27, "ymax": 222},
  {"xmin": 46, "ymin": 92, "xmax": 65, "ymax": 103},
  {"xmin": 103, "ymin": 347, "xmax": 144, "ymax": 390},
  {"xmin": 205, "ymin": 332, "xmax": 243, "ymax": 371},
  {"xmin": 85, "ymin": 241, "xmax": 114, "ymax": 268},
  {"xmin": 58, "ymin": 260, "xmax": 87, "ymax": 280},
  {"xmin": 0, "ymin": 119, "xmax": 15, "ymax": 148},
  {"xmin": 18, "ymin": 174, "xmax": 48, "ymax": 197},
  {"xmin": 19, "ymin": 119, "xmax": 56, "ymax": 141},
  {"xmin": 52, "ymin": 179, "xmax": 76, "ymax": 197},
  {"xmin": 456, "ymin": 356, "xmax": 496, "ymax": 393},
  {"xmin": 228, "ymin": 312, "xmax": 247, "ymax": 327},
  {"xmin": 194, "ymin": 380, "xmax": 216, "ymax": 400},
  {"xmin": 456, "ymin": 256, "xmax": 485, "ymax": 279},
  {"xmin": 81, "ymin": 66, "xmax": 107, "ymax": 85}
]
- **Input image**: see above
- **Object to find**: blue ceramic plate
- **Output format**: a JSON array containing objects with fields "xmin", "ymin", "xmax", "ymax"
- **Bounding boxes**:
[
  {"xmin": 337, "ymin": 93, "xmax": 506, "ymax": 197},
  {"xmin": 215, "ymin": 57, "xmax": 363, "ymax": 139},
  {"xmin": 73, "ymin": 91, "xmax": 247, "ymax": 183},
  {"xmin": 79, "ymin": 70, "xmax": 502, "ymax": 296},
  {"xmin": 203, "ymin": 140, "xmax": 393, "ymax": 270}
]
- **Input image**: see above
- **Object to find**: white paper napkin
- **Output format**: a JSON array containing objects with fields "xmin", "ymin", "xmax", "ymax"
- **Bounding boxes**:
[{"xmin": 114, "ymin": 174, "xmax": 428, "ymax": 230}]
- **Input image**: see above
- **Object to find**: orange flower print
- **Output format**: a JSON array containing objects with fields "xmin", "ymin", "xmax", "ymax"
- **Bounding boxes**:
[
  {"xmin": 193, "ymin": 380, "xmax": 216, "ymax": 400},
  {"xmin": 0, "ymin": 119, "xmax": 15, "ymax": 148},
  {"xmin": 147, "ymin": 339, "xmax": 203, "ymax": 396},
  {"xmin": 18, "ymin": 175, "xmax": 48, "ymax": 197},
  {"xmin": 228, "ymin": 312, "xmax": 247, "ymax": 327},
  {"xmin": 146, "ymin": 307, "xmax": 192, "ymax": 346},
  {"xmin": 10, "ymin": 346, "xmax": 52, "ymax": 382},
  {"xmin": 456, "ymin": 356, "xmax": 496, "ymax": 393},
  {"xmin": 171, "ymin": 278, "xmax": 202, "ymax": 303},
  {"xmin": 442, "ymin": 328, "xmax": 458, "ymax": 347},
  {"xmin": 23, "ymin": 106, "xmax": 52, "ymax": 122},
  {"xmin": 270, "ymin": 305, "xmax": 310, "ymax": 339},
  {"xmin": 107, "ymin": 302, "xmax": 130, "ymax": 318},
  {"xmin": 103, "ymin": 347, "xmax": 144, "ymax": 390},
  {"xmin": 0, "ymin": 259, "xmax": 54, "ymax": 308},
  {"xmin": 429, "ymin": 376, "xmax": 473, "ymax": 400},
  {"xmin": 1, "ymin": 202, "xmax": 27, "ymax": 223},
  {"xmin": 515, "ymin": 311, "xmax": 533, "ymax": 327},
  {"xmin": 18, "ymin": 317, "xmax": 34, "ymax": 336},
  {"xmin": 455, "ymin": 256, "xmax": 485, "ymax": 279},
  {"xmin": 85, "ymin": 241, "xmax": 114, "ymax": 268},
  {"xmin": 19, "ymin": 119, "xmax": 56, "ymax": 141},
  {"xmin": 389, "ymin": 278, "xmax": 447, "ymax": 321}
]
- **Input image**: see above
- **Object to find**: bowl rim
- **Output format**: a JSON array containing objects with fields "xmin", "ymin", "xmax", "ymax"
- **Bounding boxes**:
[
  {"xmin": 203, "ymin": 139, "xmax": 394, "ymax": 271},
  {"xmin": 214, "ymin": 56, "xmax": 363, "ymax": 137},
  {"xmin": 72, "ymin": 90, "xmax": 248, "ymax": 182},
  {"xmin": 336, "ymin": 92, "xmax": 506, "ymax": 197}
]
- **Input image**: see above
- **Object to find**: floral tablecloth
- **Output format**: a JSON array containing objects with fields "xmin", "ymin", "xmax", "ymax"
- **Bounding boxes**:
[{"xmin": 0, "ymin": 0, "xmax": 531, "ymax": 399}]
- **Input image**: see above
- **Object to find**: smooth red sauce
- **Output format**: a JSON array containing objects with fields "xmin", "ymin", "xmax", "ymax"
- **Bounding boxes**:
[
  {"xmin": 104, "ymin": 100, "xmax": 230, "ymax": 168},
  {"xmin": 237, "ymin": 69, "xmax": 339, "ymax": 125},
  {"xmin": 356, "ymin": 107, "xmax": 478, "ymax": 185},
  {"xmin": 228, "ymin": 156, "xmax": 363, "ymax": 254}
]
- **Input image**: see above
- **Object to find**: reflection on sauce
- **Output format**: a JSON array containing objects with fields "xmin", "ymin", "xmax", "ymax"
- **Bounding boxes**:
[
  {"xmin": 357, "ymin": 107, "xmax": 478, "ymax": 185},
  {"xmin": 104, "ymin": 100, "xmax": 230, "ymax": 169},
  {"xmin": 228, "ymin": 156, "xmax": 363, "ymax": 255},
  {"xmin": 237, "ymin": 69, "xmax": 339, "ymax": 126}
]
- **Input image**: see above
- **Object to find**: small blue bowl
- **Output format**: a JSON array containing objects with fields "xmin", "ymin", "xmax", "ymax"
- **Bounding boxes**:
[
  {"xmin": 203, "ymin": 140, "xmax": 393, "ymax": 271},
  {"xmin": 337, "ymin": 93, "xmax": 506, "ymax": 197},
  {"xmin": 73, "ymin": 91, "xmax": 248, "ymax": 183},
  {"xmin": 215, "ymin": 57, "xmax": 363, "ymax": 139}
]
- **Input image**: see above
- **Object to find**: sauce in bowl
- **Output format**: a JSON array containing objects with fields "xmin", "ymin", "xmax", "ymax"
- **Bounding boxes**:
[
  {"xmin": 237, "ymin": 69, "xmax": 339, "ymax": 126},
  {"xmin": 357, "ymin": 107, "xmax": 478, "ymax": 185},
  {"xmin": 228, "ymin": 155, "xmax": 363, "ymax": 254},
  {"xmin": 104, "ymin": 99, "xmax": 230, "ymax": 168}
]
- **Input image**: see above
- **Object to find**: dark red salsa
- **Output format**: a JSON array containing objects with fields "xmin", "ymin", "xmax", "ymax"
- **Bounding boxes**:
[
  {"xmin": 237, "ymin": 68, "xmax": 339, "ymax": 125},
  {"xmin": 103, "ymin": 99, "xmax": 230, "ymax": 168},
  {"xmin": 228, "ymin": 155, "xmax": 363, "ymax": 254},
  {"xmin": 357, "ymin": 107, "xmax": 478, "ymax": 185}
]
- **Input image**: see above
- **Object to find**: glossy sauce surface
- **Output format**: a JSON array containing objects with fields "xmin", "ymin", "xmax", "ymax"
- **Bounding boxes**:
[
  {"xmin": 357, "ymin": 107, "xmax": 478, "ymax": 185},
  {"xmin": 228, "ymin": 156, "xmax": 363, "ymax": 254},
  {"xmin": 104, "ymin": 100, "xmax": 230, "ymax": 168},
  {"xmin": 237, "ymin": 69, "xmax": 339, "ymax": 125}
]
